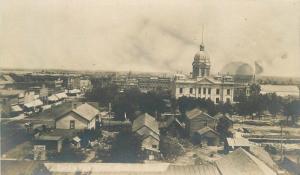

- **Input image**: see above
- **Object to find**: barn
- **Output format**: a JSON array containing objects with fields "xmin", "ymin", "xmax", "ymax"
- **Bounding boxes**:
[{"xmin": 184, "ymin": 108, "xmax": 217, "ymax": 137}]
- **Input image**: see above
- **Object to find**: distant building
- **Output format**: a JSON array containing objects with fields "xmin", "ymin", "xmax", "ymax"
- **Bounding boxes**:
[
  {"xmin": 260, "ymin": 84, "xmax": 300, "ymax": 99},
  {"xmin": 68, "ymin": 77, "xmax": 92, "ymax": 92},
  {"xmin": 132, "ymin": 113, "xmax": 160, "ymax": 160},
  {"xmin": 172, "ymin": 43, "xmax": 235, "ymax": 104},
  {"xmin": 0, "ymin": 74, "xmax": 15, "ymax": 89},
  {"xmin": 184, "ymin": 108, "xmax": 217, "ymax": 137},
  {"xmin": 0, "ymin": 89, "xmax": 24, "ymax": 116},
  {"xmin": 138, "ymin": 77, "xmax": 171, "ymax": 92},
  {"xmin": 55, "ymin": 103, "xmax": 100, "ymax": 130}
]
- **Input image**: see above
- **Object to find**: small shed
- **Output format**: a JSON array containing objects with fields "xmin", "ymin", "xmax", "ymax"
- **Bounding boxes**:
[
  {"xmin": 71, "ymin": 136, "xmax": 81, "ymax": 149},
  {"xmin": 34, "ymin": 135, "xmax": 63, "ymax": 153},
  {"xmin": 193, "ymin": 127, "xmax": 220, "ymax": 146}
]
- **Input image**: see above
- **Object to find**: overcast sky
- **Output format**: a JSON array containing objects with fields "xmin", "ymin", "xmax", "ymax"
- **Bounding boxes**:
[{"xmin": 0, "ymin": 0, "xmax": 299, "ymax": 76}]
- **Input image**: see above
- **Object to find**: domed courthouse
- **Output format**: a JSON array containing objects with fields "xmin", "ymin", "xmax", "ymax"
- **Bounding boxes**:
[{"xmin": 172, "ymin": 42, "xmax": 235, "ymax": 104}]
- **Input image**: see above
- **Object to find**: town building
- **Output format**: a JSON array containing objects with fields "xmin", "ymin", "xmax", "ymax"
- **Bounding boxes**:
[
  {"xmin": 0, "ymin": 74, "xmax": 15, "ymax": 89},
  {"xmin": 184, "ymin": 108, "xmax": 217, "ymax": 137},
  {"xmin": 260, "ymin": 84, "xmax": 300, "ymax": 99},
  {"xmin": 132, "ymin": 113, "xmax": 160, "ymax": 160},
  {"xmin": 67, "ymin": 77, "xmax": 92, "ymax": 92},
  {"xmin": 138, "ymin": 76, "xmax": 171, "ymax": 92},
  {"xmin": 172, "ymin": 42, "xmax": 236, "ymax": 104},
  {"xmin": 55, "ymin": 103, "xmax": 100, "ymax": 130}
]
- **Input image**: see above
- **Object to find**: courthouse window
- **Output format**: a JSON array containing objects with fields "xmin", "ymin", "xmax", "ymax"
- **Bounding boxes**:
[
  {"xmin": 227, "ymin": 89, "xmax": 230, "ymax": 95},
  {"xmin": 190, "ymin": 88, "xmax": 193, "ymax": 94},
  {"xmin": 216, "ymin": 89, "xmax": 220, "ymax": 95},
  {"xmin": 198, "ymin": 88, "xmax": 201, "ymax": 94},
  {"xmin": 179, "ymin": 88, "xmax": 183, "ymax": 94},
  {"xmin": 203, "ymin": 88, "xmax": 206, "ymax": 94},
  {"xmin": 208, "ymin": 88, "xmax": 211, "ymax": 94}
]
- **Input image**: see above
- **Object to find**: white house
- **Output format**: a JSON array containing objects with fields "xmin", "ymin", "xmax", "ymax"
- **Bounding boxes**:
[{"xmin": 55, "ymin": 103, "xmax": 100, "ymax": 130}]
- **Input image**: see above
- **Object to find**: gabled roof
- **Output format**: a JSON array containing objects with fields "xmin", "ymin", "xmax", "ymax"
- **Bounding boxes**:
[
  {"xmin": 132, "ymin": 113, "xmax": 159, "ymax": 135},
  {"xmin": 216, "ymin": 148, "xmax": 277, "ymax": 175},
  {"xmin": 197, "ymin": 126, "xmax": 219, "ymax": 136},
  {"xmin": 55, "ymin": 92, "xmax": 67, "ymax": 100},
  {"xmin": 24, "ymin": 99, "xmax": 43, "ymax": 108},
  {"xmin": 48, "ymin": 95, "xmax": 59, "ymax": 102},
  {"xmin": 72, "ymin": 103, "xmax": 100, "ymax": 121},
  {"xmin": 185, "ymin": 108, "xmax": 214, "ymax": 120},
  {"xmin": 249, "ymin": 146, "xmax": 278, "ymax": 170}
]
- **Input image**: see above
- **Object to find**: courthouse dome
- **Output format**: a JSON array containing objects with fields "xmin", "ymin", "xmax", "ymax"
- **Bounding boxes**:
[{"xmin": 194, "ymin": 44, "xmax": 210, "ymax": 65}]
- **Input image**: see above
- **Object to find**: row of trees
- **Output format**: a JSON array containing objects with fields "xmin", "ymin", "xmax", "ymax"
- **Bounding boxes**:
[
  {"xmin": 86, "ymin": 85, "xmax": 170, "ymax": 121},
  {"xmin": 86, "ymin": 82, "xmax": 300, "ymax": 125},
  {"xmin": 236, "ymin": 84, "xmax": 300, "ymax": 124}
]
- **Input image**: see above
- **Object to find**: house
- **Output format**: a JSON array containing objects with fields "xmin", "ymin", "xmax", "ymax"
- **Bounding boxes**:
[
  {"xmin": 184, "ymin": 108, "xmax": 216, "ymax": 137},
  {"xmin": 216, "ymin": 148, "xmax": 277, "ymax": 175},
  {"xmin": 224, "ymin": 137, "xmax": 252, "ymax": 153},
  {"xmin": 193, "ymin": 126, "xmax": 220, "ymax": 146},
  {"xmin": 55, "ymin": 103, "xmax": 100, "ymax": 130},
  {"xmin": 132, "ymin": 113, "xmax": 160, "ymax": 160}
]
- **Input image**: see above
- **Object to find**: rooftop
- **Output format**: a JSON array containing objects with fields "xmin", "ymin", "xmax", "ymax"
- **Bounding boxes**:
[
  {"xmin": 216, "ymin": 148, "xmax": 277, "ymax": 175},
  {"xmin": 132, "ymin": 113, "xmax": 159, "ymax": 135},
  {"xmin": 185, "ymin": 108, "xmax": 214, "ymax": 120},
  {"xmin": 72, "ymin": 103, "xmax": 100, "ymax": 121},
  {"xmin": 44, "ymin": 163, "xmax": 220, "ymax": 175}
]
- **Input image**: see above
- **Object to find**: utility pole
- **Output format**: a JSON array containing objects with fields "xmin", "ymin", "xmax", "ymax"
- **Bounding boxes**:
[{"xmin": 280, "ymin": 123, "xmax": 284, "ymax": 162}]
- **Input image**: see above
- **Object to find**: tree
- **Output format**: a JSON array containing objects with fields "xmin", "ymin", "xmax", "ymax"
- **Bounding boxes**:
[
  {"xmin": 283, "ymin": 100, "xmax": 300, "ymax": 125},
  {"xmin": 216, "ymin": 116, "xmax": 233, "ymax": 140},
  {"xmin": 267, "ymin": 93, "xmax": 282, "ymax": 117},
  {"xmin": 109, "ymin": 131, "xmax": 141, "ymax": 162},
  {"xmin": 159, "ymin": 135, "xmax": 185, "ymax": 161}
]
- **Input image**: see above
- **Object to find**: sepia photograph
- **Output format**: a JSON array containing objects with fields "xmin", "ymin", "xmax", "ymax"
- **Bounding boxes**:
[{"xmin": 0, "ymin": 0, "xmax": 300, "ymax": 174}]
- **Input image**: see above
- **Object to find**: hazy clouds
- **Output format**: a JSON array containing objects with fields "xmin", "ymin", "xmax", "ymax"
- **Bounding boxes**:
[{"xmin": 0, "ymin": 0, "xmax": 299, "ymax": 76}]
